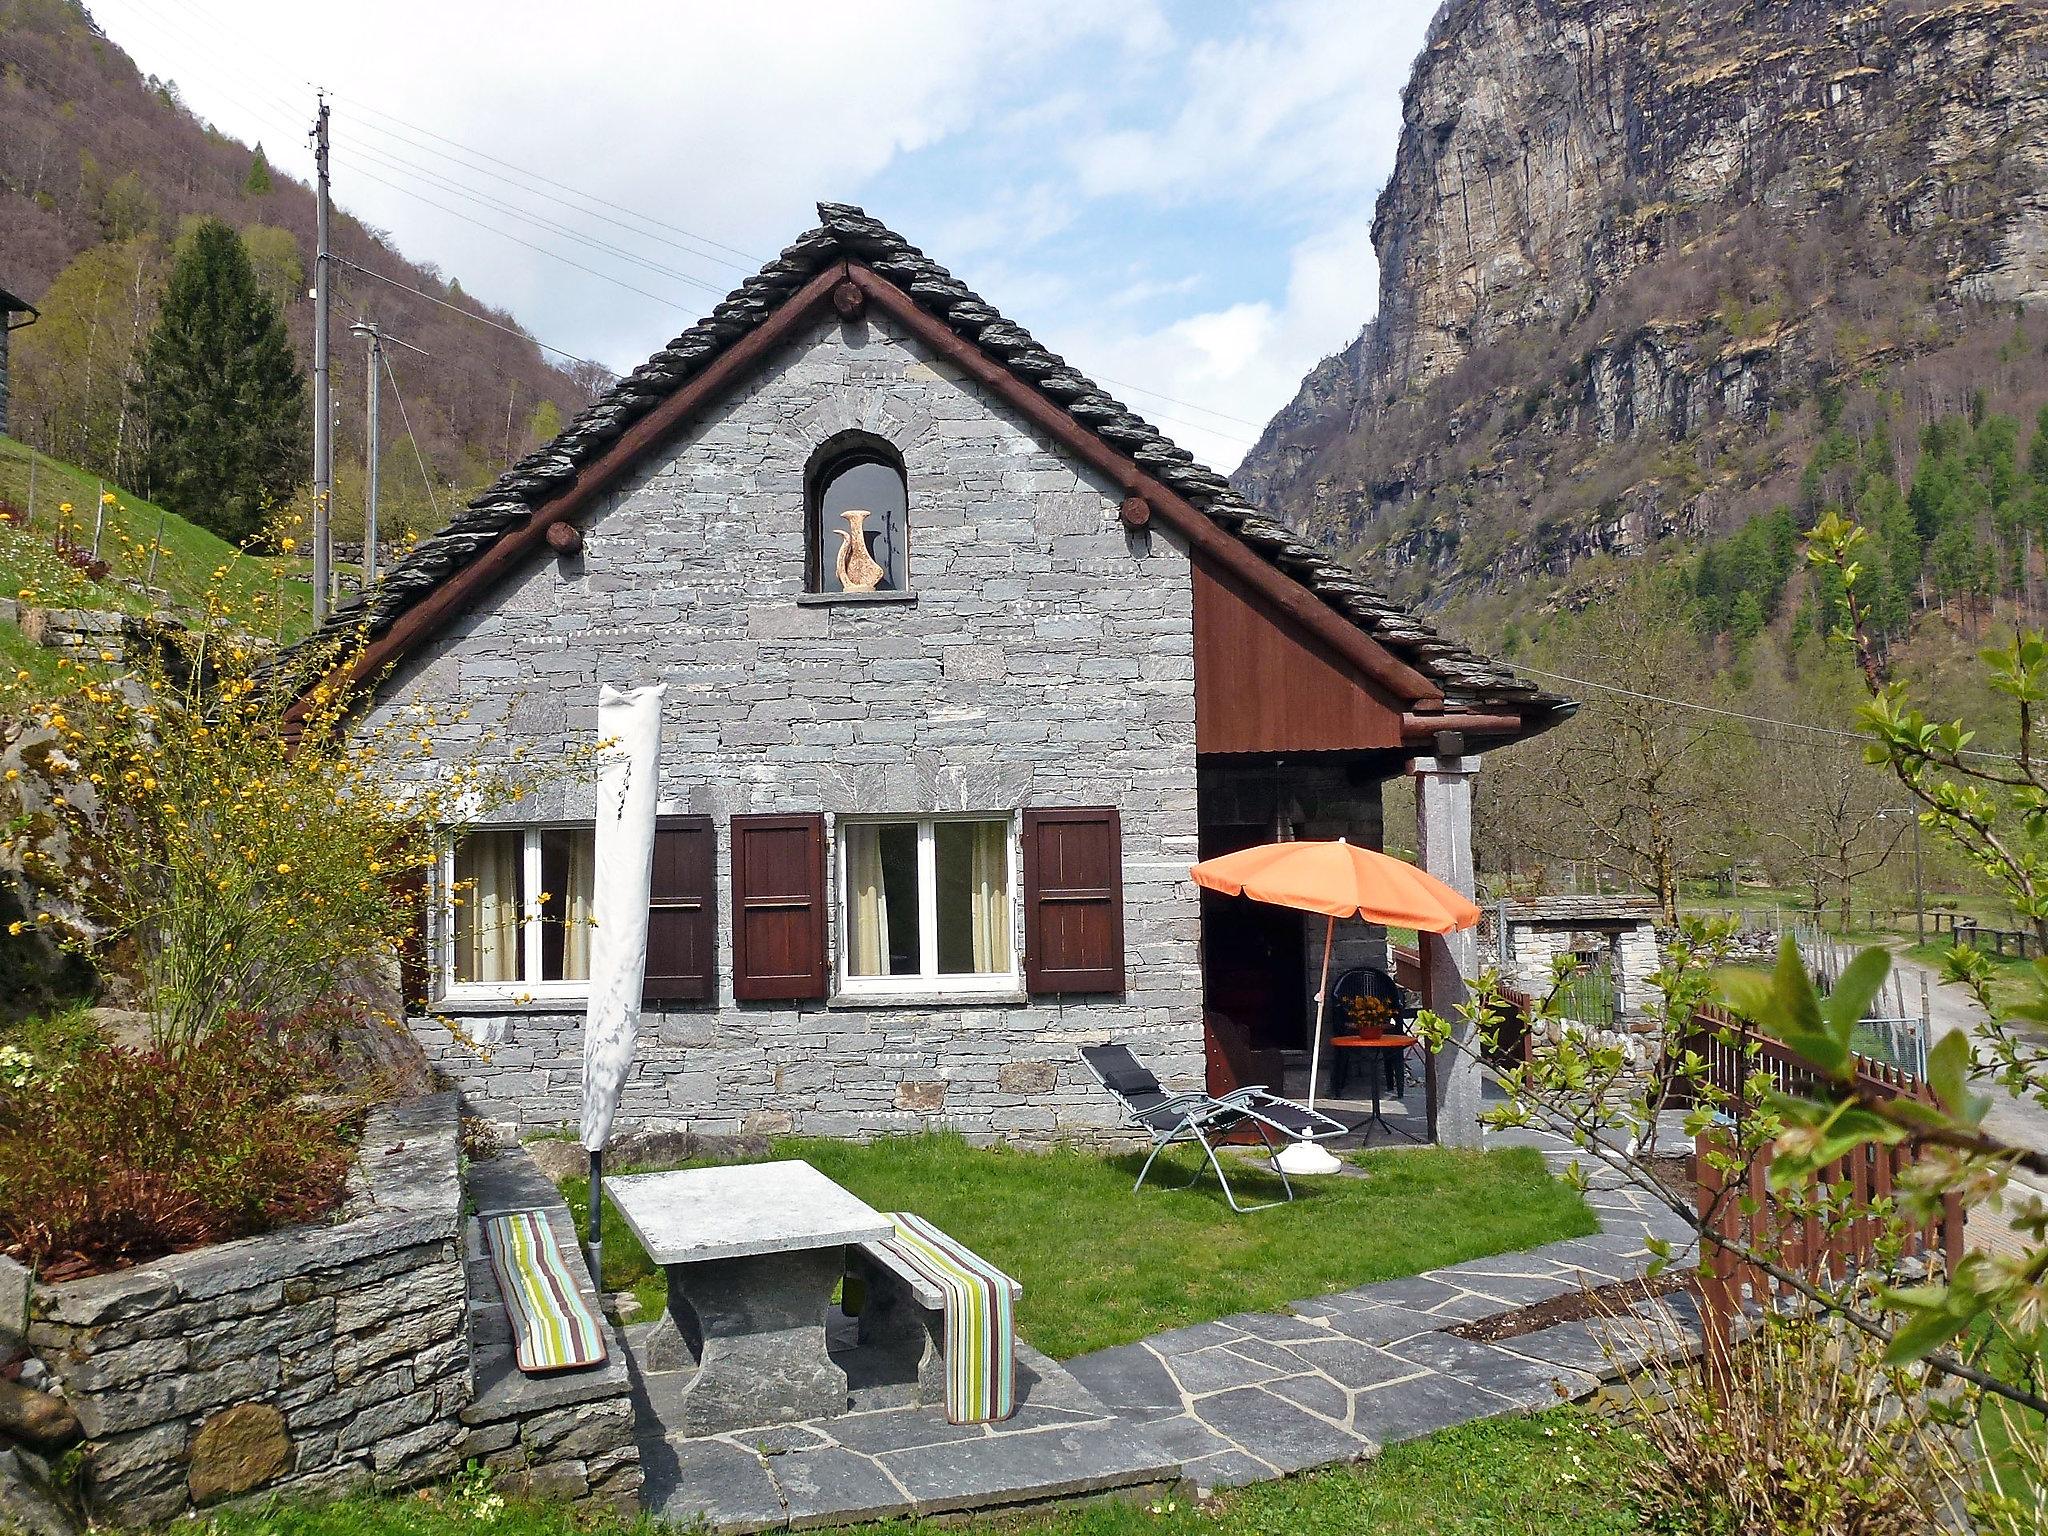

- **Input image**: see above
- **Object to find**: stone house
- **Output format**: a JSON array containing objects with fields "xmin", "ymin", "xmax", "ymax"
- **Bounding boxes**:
[
  {"xmin": 293, "ymin": 204, "xmax": 1571, "ymax": 1145},
  {"xmin": 0, "ymin": 283, "xmax": 38, "ymax": 438}
]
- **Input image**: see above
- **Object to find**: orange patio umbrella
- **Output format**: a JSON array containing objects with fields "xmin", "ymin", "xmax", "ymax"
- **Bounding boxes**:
[{"xmin": 1190, "ymin": 838, "xmax": 1481, "ymax": 1169}]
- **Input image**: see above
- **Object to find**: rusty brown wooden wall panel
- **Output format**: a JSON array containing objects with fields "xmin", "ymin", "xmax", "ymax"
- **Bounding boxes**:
[{"xmin": 1192, "ymin": 556, "xmax": 1406, "ymax": 755}]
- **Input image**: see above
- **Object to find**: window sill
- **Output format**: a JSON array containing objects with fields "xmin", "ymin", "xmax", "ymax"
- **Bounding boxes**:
[
  {"xmin": 827, "ymin": 988, "xmax": 1028, "ymax": 1010},
  {"xmin": 795, "ymin": 590, "xmax": 918, "ymax": 607},
  {"xmin": 430, "ymin": 994, "xmax": 588, "ymax": 1016}
]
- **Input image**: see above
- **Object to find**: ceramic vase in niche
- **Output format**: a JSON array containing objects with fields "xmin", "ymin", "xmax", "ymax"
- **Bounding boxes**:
[{"xmin": 835, "ymin": 509, "xmax": 887, "ymax": 593}]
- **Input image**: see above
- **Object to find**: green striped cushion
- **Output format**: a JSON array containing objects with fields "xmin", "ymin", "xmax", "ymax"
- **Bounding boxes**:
[
  {"xmin": 482, "ymin": 1210, "xmax": 609, "ymax": 1374},
  {"xmin": 880, "ymin": 1212, "xmax": 1017, "ymax": 1424}
]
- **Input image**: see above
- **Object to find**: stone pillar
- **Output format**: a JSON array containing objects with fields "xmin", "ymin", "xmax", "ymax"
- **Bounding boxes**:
[{"xmin": 1411, "ymin": 746, "xmax": 1482, "ymax": 1148}]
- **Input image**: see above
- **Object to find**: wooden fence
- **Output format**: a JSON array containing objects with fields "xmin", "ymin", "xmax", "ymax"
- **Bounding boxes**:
[
  {"xmin": 1389, "ymin": 947, "xmax": 1963, "ymax": 1352},
  {"xmin": 1680, "ymin": 1001, "xmax": 1963, "ymax": 1355}
]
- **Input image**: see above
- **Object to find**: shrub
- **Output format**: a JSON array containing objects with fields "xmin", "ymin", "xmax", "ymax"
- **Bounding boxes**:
[
  {"xmin": 1619, "ymin": 1308, "xmax": 1970, "ymax": 1536},
  {"xmin": 2, "ymin": 495, "xmax": 548, "ymax": 1050},
  {"xmin": 0, "ymin": 1017, "xmax": 361, "ymax": 1276}
]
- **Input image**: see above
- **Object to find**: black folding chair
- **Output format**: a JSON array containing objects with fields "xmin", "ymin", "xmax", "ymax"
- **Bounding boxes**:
[
  {"xmin": 1080, "ymin": 1043, "xmax": 1349, "ymax": 1213},
  {"xmin": 1326, "ymin": 966, "xmax": 1421, "ymax": 1097}
]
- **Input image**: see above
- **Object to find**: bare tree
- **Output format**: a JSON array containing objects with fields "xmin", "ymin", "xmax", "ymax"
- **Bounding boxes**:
[
  {"xmin": 1491, "ymin": 574, "xmax": 1746, "ymax": 920},
  {"xmin": 1761, "ymin": 740, "xmax": 1907, "ymax": 927}
]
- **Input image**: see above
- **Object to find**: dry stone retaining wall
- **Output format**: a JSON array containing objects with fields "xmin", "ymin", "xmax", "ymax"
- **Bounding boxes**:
[
  {"xmin": 18, "ymin": 1095, "xmax": 468, "ymax": 1524},
  {"xmin": 8, "ymin": 1093, "xmax": 638, "ymax": 1526}
]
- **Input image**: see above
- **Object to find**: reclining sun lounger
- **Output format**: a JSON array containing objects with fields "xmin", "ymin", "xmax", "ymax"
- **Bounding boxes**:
[{"xmin": 1080, "ymin": 1043, "xmax": 1349, "ymax": 1213}]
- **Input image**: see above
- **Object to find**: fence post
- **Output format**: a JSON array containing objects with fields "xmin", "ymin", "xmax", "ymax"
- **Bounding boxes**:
[{"xmin": 1696, "ymin": 1129, "xmax": 1737, "ymax": 1392}]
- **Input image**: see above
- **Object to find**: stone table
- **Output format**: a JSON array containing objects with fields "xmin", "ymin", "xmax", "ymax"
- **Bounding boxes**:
[{"xmin": 608, "ymin": 1160, "xmax": 892, "ymax": 1436}]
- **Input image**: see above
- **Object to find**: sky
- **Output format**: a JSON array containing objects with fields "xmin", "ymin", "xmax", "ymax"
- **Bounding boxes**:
[{"xmin": 85, "ymin": 0, "xmax": 1438, "ymax": 472}]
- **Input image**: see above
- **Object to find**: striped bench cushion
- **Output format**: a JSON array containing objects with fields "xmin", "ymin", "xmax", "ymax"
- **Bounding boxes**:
[
  {"xmin": 481, "ymin": 1210, "xmax": 608, "ymax": 1375},
  {"xmin": 872, "ymin": 1212, "xmax": 1017, "ymax": 1424}
]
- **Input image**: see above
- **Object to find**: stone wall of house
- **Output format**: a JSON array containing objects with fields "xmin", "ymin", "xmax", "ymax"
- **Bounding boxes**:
[{"xmin": 369, "ymin": 308, "xmax": 1205, "ymax": 1141}]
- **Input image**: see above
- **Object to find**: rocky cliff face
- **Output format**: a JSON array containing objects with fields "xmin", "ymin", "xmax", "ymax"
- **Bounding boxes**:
[{"xmin": 1238, "ymin": 0, "xmax": 2048, "ymax": 604}]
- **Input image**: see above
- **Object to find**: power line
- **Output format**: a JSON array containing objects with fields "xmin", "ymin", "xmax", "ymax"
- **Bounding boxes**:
[
  {"xmin": 334, "ymin": 258, "xmax": 617, "ymax": 376},
  {"xmin": 331, "ymin": 140, "xmax": 734, "ymax": 298},
  {"xmin": 33, "ymin": 17, "xmax": 1272, "ymax": 460},
  {"xmin": 1086, "ymin": 372, "xmax": 1266, "ymax": 433},
  {"xmin": 339, "ymin": 117, "xmax": 756, "ymax": 279},
  {"xmin": 339, "ymin": 165, "xmax": 703, "ymax": 313},
  {"xmin": 332, "ymin": 94, "xmax": 765, "ymax": 269},
  {"xmin": 380, "ymin": 348, "xmax": 442, "ymax": 525},
  {"xmin": 1512, "ymin": 661, "xmax": 2023, "ymax": 763}
]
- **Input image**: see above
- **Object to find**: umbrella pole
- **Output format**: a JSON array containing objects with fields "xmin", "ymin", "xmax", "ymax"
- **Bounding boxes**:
[
  {"xmin": 585, "ymin": 1148, "xmax": 604, "ymax": 1288},
  {"xmin": 1307, "ymin": 914, "xmax": 1334, "ymax": 1114},
  {"xmin": 1275, "ymin": 916, "xmax": 1343, "ymax": 1177}
]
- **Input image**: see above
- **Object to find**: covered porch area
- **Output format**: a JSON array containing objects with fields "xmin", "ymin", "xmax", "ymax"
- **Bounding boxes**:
[
  {"xmin": 1185, "ymin": 542, "xmax": 1568, "ymax": 1149},
  {"xmin": 1194, "ymin": 746, "xmax": 1485, "ymax": 1148}
]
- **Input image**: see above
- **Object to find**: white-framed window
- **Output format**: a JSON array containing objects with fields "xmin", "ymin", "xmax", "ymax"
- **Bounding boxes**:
[
  {"xmin": 836, "ymin": 813, "xmax": 1017, "ymax": 997},
  {"xmin": 438, "ymin": 824, "xmax": 595, "ymax": 1002}
]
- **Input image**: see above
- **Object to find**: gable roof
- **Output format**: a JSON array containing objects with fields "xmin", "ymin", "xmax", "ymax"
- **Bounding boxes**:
[
  {"xmin": 0, "ymin": 285, "xmax": 34, "ymax": 317},
  {"xmin": 294, "ymin": 203, "xmax": 1571, "ymax": 741}
]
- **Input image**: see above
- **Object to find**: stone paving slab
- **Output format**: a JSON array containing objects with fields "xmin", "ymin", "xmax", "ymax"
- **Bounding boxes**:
[
  {"xmin": 637, "ymin": 1342, "xmax": 1179, "ymax": 1530},
  {"xmin": 1064, "ymin": 1128, "xmax": 1704, "ymax": 1495},
  {"xmin": 639, "ymin": 1123, "xmax": 1707, "ymax": 1520}
]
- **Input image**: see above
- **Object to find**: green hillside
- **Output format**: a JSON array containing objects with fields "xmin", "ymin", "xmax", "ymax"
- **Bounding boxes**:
[{"xmin": 0, "ymin": 435, "xmax": 313, "ymax": 687}]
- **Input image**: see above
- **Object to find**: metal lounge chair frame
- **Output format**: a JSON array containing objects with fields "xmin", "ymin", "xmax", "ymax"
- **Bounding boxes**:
[{"xmin": 1080, "ymin": 1043, "xmax": 1350, "ymax": 1213}]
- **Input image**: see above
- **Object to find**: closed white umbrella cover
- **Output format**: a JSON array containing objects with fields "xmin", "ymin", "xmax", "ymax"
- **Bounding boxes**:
[{"xmin": 578, "ymin": 682, "xmax": 666, "ymax": 1277}]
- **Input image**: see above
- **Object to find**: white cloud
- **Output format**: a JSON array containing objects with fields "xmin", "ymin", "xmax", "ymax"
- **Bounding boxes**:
[
  {"xmin": 83, "ymin": 0, "xmax": 1426, "ymax": 468},
  {"xmin": 1031, "ymin": 213, "xmax": 1381, "ymax": 472},
  {"xmin": 1064, "ymin": 0, "xmax": 1426, "ymax": 207}
]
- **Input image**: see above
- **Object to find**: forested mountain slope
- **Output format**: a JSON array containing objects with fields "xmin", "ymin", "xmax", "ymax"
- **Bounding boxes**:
[
  {"xmin": 1236, "ymin": 0, "xmax": 2048, "ymax": 612},
  {"xmin": 0, "ymin": 0, "xmax": 595, "ymax": 538}
]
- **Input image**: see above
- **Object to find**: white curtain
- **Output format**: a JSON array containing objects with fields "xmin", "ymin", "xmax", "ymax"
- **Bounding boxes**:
[
  {"xmin": 560, "ymin": 831, "xmax": 594, "ymax": 980},
  {"xmin": 969, "ymin": 820, "xmax": 1009, "ymax": 973},
  {"xmin": 456, "ymin": 830, "xmax": 523, "ymax": 984},
  {"xmin": 847, "ymin": 823, "xmax": 890, "ymax": 976}
]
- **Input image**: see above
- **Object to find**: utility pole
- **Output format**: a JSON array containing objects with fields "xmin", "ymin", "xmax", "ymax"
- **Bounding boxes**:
[
  {"xmin": 347, "ymin": 320, "xmax": 427, "ymax": 592},
  {"xmin": 1880, "ymin": 807, "xmax": 1927, "ymax": 947},
  {"xmin": 1910, "ymin": 810, "xmax": 1925, "ymax": 948},
  {"xmin": 351, "ymin": 320, "xmax": 383, "ymax": 588},
  {"xmin": 310, "ymin": 92, "xmax": 333, "ymax": 623}
]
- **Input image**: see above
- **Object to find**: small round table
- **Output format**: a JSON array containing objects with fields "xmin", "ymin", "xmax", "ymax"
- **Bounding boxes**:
[{"xmin": 1326, "ymin": 1034, "xmax": 1421, "ymax": 1142}]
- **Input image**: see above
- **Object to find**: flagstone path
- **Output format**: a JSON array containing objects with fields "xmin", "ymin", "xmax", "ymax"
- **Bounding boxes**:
[
  {"xmin": 1062, "ymin": 1131, "xmax": 1701, "ymax": 1492},
  {"xmin": 631, "ymin": 1128, "xmax": 1705, "ymax": 1527}
]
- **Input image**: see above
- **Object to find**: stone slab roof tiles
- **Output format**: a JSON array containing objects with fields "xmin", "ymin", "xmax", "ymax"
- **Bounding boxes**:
[{"xmin": 294, "ymin": 203, "xmax": 1568, "ymax": 722}]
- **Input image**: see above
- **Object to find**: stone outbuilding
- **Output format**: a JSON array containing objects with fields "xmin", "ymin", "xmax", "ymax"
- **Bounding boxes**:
[
  {"xmin": 287, "ymin": 203, "xmax": 1573, "ymax": 1148},
  {"xmin": 1483, "ymin": 895, "xmax": 1663, "ymax": 1012}
]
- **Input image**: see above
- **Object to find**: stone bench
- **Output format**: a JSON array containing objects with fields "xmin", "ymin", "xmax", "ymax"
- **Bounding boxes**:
[
  {"xmin": 845, "ymin": 1224, "xmax": 1022, "ymax": 1406},
  {"xmin": 461, "ymin": 1148, "xmax": 641, "ymax": 1513}
]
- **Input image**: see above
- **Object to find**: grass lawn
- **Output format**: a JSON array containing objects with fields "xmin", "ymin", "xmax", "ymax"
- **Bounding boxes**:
[
  {"xmin": 556, "ymin": 1133, "xmax": 1596, "ymax": 1360},
  {"xmin": 188, "ymin": 1405, "xmax": 1642, "ymax": 1536},
  {"xmin": 0, "ymin": 435, "xmax": 314, "ymax": 648}
]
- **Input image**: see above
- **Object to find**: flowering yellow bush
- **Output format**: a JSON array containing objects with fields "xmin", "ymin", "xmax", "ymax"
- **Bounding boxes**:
[{"xmin": 1, "ymin": 515, "xmax": 544, "ymax": 1050}]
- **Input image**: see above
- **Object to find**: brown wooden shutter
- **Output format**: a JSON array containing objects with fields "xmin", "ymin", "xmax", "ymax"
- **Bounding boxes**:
[
  {"xmin": 394, "ymin": 865, "xmax": 430, "ymax": 1014},
  {"xmin": 730, "ymin": 813, "xmax": 828, "ymax": 1001},
  {"xmin": 644, "ymin": 815, "xmax": 716, "ymax": 1003},
  {"xmin": 1022, "ymin": 807, "xmax": 1125, "ymax": 994}
]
